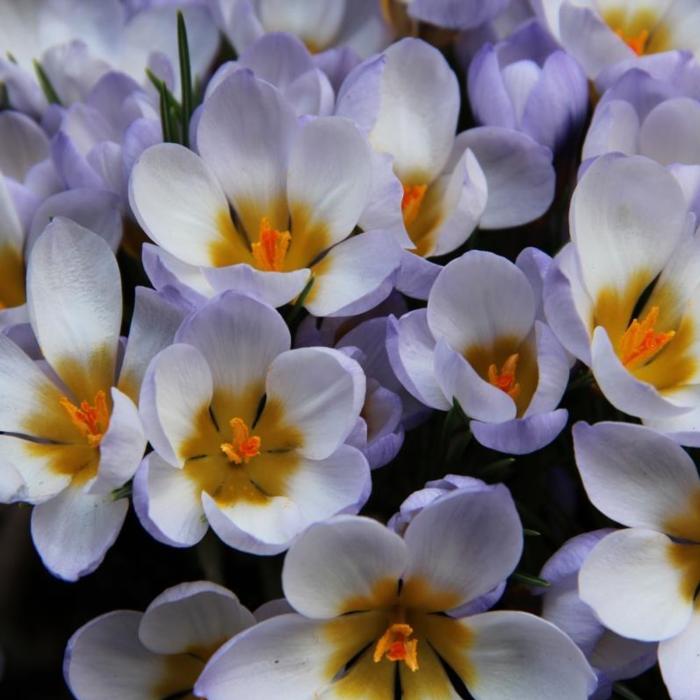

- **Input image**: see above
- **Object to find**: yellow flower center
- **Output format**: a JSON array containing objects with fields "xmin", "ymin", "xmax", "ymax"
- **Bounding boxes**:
[
  {"xmin": 615, "ymin": 27, "xmax": 649, "ymax": 55},
  {"xmin": 373, "ymin": 620, "xmax": 419, "ymax": 672},
  {"xmin": 603, "ymin": 7, "xmax": 670, "ymax": 57},
  {"xmin": 59, "ymin": 390, "xmax": 110, "ymax": 447},
  {"xmin": 401, "ymin": 183, "xmax": 428, "ymax": 228},
  {"xmin": 619, "ymin": 305, "xmax": 675, "ymax": 369},
  {"xmin": 252, "ymin": 217, "xmax": 291, "ymax": 272},
  {"xmin": 220, "ymin": 417, "xmax": 261, "ymax": 464},
  {"xmin": 487, "ymin": 353, "xmax": 521, "ymax": 399}
]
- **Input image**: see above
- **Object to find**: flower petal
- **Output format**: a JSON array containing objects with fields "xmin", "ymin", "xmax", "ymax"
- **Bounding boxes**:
[
  {"xmin": 658, "ymin": 602, "xmax": 700, "ymax": 700},
  {"xmin": 471, "ymin": 409, "xmax": 568, "ymax": 455},
  {"xmin": 0, "ymin": 110, "xmax": 49, "ymax": 181}
]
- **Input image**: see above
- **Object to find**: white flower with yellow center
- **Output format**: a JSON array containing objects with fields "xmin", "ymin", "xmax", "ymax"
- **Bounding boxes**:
[
  {"xmin": 195, "ymin": 486, "xmax": 595, "ymax": 699},
  {"xmin": 544, "ymin": 153, "xmax": 700, "ymax": 442},
  {"xmin": 335, "ymin": 37, "xmax": 556, "ymax": 299},
  {"xmin": 65, "ymin": 581, "xmax": 255, "ymax": 700},
  {"xmin": 534, "ymin": 0, "xmax": 700, "ymax": 80},
  {"xmin": 134, "ymin": 291, "xmax": 371, "ymax": 554},
  {"xmin": 0, "ymin": 218, "xmax": 183, "ymax": 580},
  {"xmin": 574, "ymin": 421, "xmax": 700, "ymax": 699},
  {"xmin": 130, "ymin": 70, "xmax": 401, "ymax": 317}
]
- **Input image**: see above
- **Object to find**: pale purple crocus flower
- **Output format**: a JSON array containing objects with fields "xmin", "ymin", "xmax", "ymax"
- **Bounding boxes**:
[
  {"xmin": 397, "ymin": 0, "xmax": 510, "ymax": 30},
  {"xmin": 544, "ymin": 153, "xmax": 700, "ymax": 444},
  {"xmin": 533, "ymin": 0, "xmax": 700, "ymax": 81},
  {"xmin": 389, "ymin": 249, "xmax": 570, "ymax": 454},
  {"xmin": 0, "ymin": 219, "xmax": 184, "ymax": 580},
  {"xmin": 65, "ymin": 581, "xmax": 255, "ymax": 700},
  {"xmin": 134, "ymin": 291, "xmax": 371, "ymax": 555},
  {"xmin": 194, "ymin": 486, "xmax": 595, "ymax": 699},
  {"xmin": 130, "ymin": 70, "xmax": 401, "ymax": 316},
  {"xmin": 468, "ymin": 19, "xmax": 588, "ymax": 152},
  {"xmin": 336, "ymin": 37, "xmax": 556, "ymax": 299},
  {"xmin": 0, "ymin": 0, "xmax": 219, "ymax": 116},
  {"xmin": 573, "ymin": 421, "xmax": 700, "ymax": 699},
  {"xmin": 540, "ymin": 530, "xmax": 657, "ymax": 699}
]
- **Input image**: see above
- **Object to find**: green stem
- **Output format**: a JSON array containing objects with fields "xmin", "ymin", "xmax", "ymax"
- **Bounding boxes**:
[
  {"xmin": 612, "ymin": 683, "xmax": 643, "ymax": 700},
  {"xmin": 285, "ymin": 277, "xmax": 315, "ymax": 329},
  {"xmin": 111, "ymin": 482, "xmax": 133, "ymax": 501}
]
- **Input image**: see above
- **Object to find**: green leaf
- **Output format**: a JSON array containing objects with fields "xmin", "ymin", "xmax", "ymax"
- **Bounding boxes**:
[
  {"xmin": 33, "ymin": 59, "xmax": 61, "ymax": 105},
  {"xmin": 523, "ymin": 528, "xmax": 541, "ymax": 537},
  {"xmin": 612, "ymin": 683, "xmax": 643, "ymax": 700},
  {"xmin": 177, "ymin": 10, "xmax": 193, "ymax": 147},
  {"xmin": 285, "ymin": 276, "xmax": 315, "ymax": 329},
  {"xmin": 510, "ymin": 572, "xmax": 550, "ymax": 588}
]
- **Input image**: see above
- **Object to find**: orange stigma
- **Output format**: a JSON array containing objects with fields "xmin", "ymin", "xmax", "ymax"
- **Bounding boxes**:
[
  {"xmin": 59, "ymin": 390, "xmax": 110, "ymax": 447},
  {"xmin": 487, "ymin": 353, "xmax": 521, "ymax": 399},
  {"xmin": 615, "ymin": 27, "xmax": 649, "ymax": 55},
  {"xmin": 401, "ymin": 184, "xmax": 428, "ymax": 227},
  {"xmin": 220, "ymin": 417, "xmax": 261, "ymax": 464},
  {"xmin": 252, "ymin": 217, "xmax": 291, "ymax": 272},
  {"xmin": 619, "ymin": 306, "xmax": 675, "ymax": 369},
  {"xmin": 373, "ymin": 622, "xmax": 419, "ymax": 671}
]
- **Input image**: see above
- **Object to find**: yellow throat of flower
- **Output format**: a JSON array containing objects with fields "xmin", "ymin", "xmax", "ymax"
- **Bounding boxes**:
[
  {"xmin": 59, "ymin": 390, "xmax": 110, "ymax": 447},
  {"xmin": 220, "ymin": 417, "xmax": 261, "ymax": 464},
  {"xmin": 401, "ymin": 184, "xmax": 428, "ymax": 228},
  {"xmin": 252, "ymin": 217, "xmax": 291, "ymax": 272}
]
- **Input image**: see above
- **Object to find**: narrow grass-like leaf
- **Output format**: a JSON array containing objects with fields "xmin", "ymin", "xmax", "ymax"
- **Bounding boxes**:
[
  {"xmin": 33, "ymin": 59, "xmax": 61, "ymax": 105},
  {"xmin": 177, "ymin": 10, "xmax": 193, "ymax": 147}
]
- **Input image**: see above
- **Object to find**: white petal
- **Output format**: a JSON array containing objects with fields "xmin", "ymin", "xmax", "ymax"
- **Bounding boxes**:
[
  {"xmin": 27, "ymin": 218, "xmax": 121, "ymax": 400},
  {"xmin": 259, "ymin": 0, "xmax": 346, "ymax": 50},
  {"xmin": 402, "ymin": 485, "xmax": 522, "ymax": 610},
  {"xmin": 582, "ymin": 99, "xmax": 640, "ymax": 161},
  {"xmin": 0, "ymin": 111, "xmax": 49, "ymax": 182},
  {"xmin": 579, "ymin": 528, "xmax": 696, "ymax": 641},
  {"xmin": 658, "ymin": 603, "xmax": 700, "ymax": 700},
  {"xmin": 573, "ymin": 421, "xmax": 700, "ymax": 536},
  {"xmin": 31, "ymin": 486, "xmax": 128, "ymax": 581},
  {"xmin": 640, "ymin": 96, "xmax": 700, "ymax": 166},
  {"xmin": 282, "ymin": 514, "xmax": 408, "ymax": 617},
  {"xmin": 133, "ymin": 451, "xmax": 207, "ymax": 548},
  {"xmin": 139, "ymin": 581, "xmax": 255, "ymax": 654},
  {"xmin": 265, "ymin": 347, "xmax": 365, "ymax": 460}
]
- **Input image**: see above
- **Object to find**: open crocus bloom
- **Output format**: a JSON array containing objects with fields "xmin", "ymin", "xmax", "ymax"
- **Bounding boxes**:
[
  {"xmin": 0, "ymin": 218, "xmax": 183, "ymax": 580},
  {"xmin": 208, "ymin": 0, "xmax": 392, "ymax": 59},
  {"xmin": 398, "ymin": 0, "xmax": 510, "ymax": 30},
  {"xmin": 130, "ymin": 70, "xmax": 400, "ymax": 317},
  {"xmin": 195, "ymin": 486, "xmax": 595, "ymax": 699},
  {"xmin": 573, "ymin": 421, "xmax": 700, "ymax": 699},
  {"xmin": 544, "ymin": 153, "xmax": 700, "ymax": 442},
  {"xmin": 336, "ymin": 37, "xmax": 555, "ymax": 298},
  {"xmin": 389, "ymin": 250, "xmax": 570, "ymax": 454},
  {"xmin": 135, "ymin": 291, "xmax": 371, "ymax": 555},
  {"xmin": 534, "ymin": 0, "xmax": 700, "ymax": 80},
  {"xmin": 540, "ymin": 530, "xmax": 657, "ymax": 700},
  {"xmin": 0, "ymin": 0, "xmax": 218, "ymax": 113},
  {"xmin": 65, "ymin": 581, "xmax": 255, "ymax": 700}
]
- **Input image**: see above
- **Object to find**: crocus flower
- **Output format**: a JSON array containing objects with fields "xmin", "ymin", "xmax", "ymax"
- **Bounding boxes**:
[
  {"xmin": 205, "ymin": 32, "xmax": 335, "ymax": 117},
  {"xmin": 208, "ymin": 0, "xmax": 392, "ymax": 59},
  {"xmin": 540, "ymin": 530, "xmax": 657, "ymax": 699},
  {"xmin": 131, "ymin": 70, "xmax": 401, "ymax": 316},
  {"xmin": 336, "ymin": 37, "xmax": 556, "ymax": 298},
  {"xmin": 397, "ymin": 0, "xmax": 510, "ymax": 29},
  {"xmin": 195, "ymin": 486, "xmax": 595, "ymax": 699},
  {"xmin": 134, "ymin": 291, "xmax": 371, "ymax": 554},
  {"xmin": 65, "ymin": 581, "xmax": 255, "ymax": 700},
  {"xmin": 533, "ymin": 0, "xmax": 700, "ymax": 80},
  {"xmin": 573, "ymin": 420, "xmax": 700, "ymax": 699},
  {"xmin": 0, "ymin": 0, "xmax": 218, "ymax": 115},
  {"xmin": 468, "ymin": 19, "xmax": 588, "ymax": 152},
  {"xmin": 389, "ymin": 249, "xmax": 570, "ymax": 454},
  {"xmin": 0, "ymin": 218, "xmax": 184, "ymax": 580},
  {"xmin": 544, "ymin": 153, "xmax": 700, "ymax": 443}
]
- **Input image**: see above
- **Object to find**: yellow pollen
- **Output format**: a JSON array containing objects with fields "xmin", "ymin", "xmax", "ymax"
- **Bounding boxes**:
[
  {"xmin": 59, "ymin": 390, "xmax": 110, "ymax": 447},
  {"xmin": 252, "ymin": 217, "xmax": 291, "ymax": 272},
  {"xmin": 220, "ymin": 417, "xmax": 261, "ymax": 464},
  {"xmin": 615, "ymin": 27, "xmax": 650, "ymax": 55},
  {"xmin": 401, "ymin": 184, "xmax": 428, "ymax": 228},
  {"xmin": 373, "ymin": 622, "xmax": 419, "ymax": 672},
  {"xmin": 487, "ymin": 353, "xmax": 521, "ymax": 399},
  {"xmin": 619, "ymin": 305, "xmax": 675, "ymax": 369}
]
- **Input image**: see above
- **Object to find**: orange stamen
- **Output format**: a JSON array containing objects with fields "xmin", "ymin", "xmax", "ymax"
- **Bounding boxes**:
[
  {"xmin": 373, "ymin": 622, "xmax": 419, "ymax": 672},
  {"xmin": 401, "ymin": 184, "xmax": 428, "ymax": 228},
  {"xmin": 59, "ymin": 390, "xmax": 110, "ymax": 447},
  {"xmin": 615, "ymin": 27, "xmax": 650, "ymax": 55},
  {"xmin": 619, "ymin": 306, "xmax": 675, "ymax": 369},
  {"xmin": 487, "ymin": 353, "xmax": 521, "ymax": 399},
  {"xmin": 252, "ymin": 217, "xmax": 291, "ymax": 272},
  {"xmin": 220, "ymin": 417, "xmax": 261, "ymax": 464}
]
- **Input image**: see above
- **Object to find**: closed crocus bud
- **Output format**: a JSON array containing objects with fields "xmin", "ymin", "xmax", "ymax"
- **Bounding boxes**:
[{"xmin": 468, "ymin": 19, "xmax": 588, "ymax": 152}]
